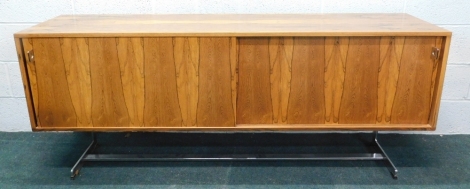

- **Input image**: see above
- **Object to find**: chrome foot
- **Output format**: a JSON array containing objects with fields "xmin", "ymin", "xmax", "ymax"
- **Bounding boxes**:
[
  {"xmin": 374, "ymin": 131, "xmax": 398, "ymax": 179},
  {"xmin": 71, "ymin": 133, "xmax": 97, "ymax": 180}
]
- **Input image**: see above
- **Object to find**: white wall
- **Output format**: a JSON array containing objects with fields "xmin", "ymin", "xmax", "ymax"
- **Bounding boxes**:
[{"xmin": 1, "ymin": 0, "xmax": 469, "ymax": 133}]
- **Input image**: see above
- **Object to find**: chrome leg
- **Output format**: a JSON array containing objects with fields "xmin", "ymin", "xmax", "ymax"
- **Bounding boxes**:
[
  {"xmin": 374, "ymin": 131, "xmax": 398, "ymax": 179},
  {"xmin": 70, "ymin": 133, "xmax": 97, "ymax": 180}
]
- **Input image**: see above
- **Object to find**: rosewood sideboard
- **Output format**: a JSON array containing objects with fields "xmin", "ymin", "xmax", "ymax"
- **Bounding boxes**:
[{"xmin": 14, "ymin": 14, "xmax": 451, "ymax": 132}]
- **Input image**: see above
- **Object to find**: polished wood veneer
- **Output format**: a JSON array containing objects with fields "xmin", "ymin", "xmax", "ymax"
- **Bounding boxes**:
[{"xmin": 14, "ymin": 14, "xmax": 451, "ymax": 131}]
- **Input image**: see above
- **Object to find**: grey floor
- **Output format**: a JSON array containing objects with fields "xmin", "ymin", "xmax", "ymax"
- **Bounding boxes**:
[{"xmin": 0, "ymin": 132, "xmax": 469, "ymax": 189}]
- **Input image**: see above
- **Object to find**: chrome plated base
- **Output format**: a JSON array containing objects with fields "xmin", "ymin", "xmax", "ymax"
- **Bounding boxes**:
[{"xmin": 70, "ymin": 131, "xmax": 398, "ymax": 179}]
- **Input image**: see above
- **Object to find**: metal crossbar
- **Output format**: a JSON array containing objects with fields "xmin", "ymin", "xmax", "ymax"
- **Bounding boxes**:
[{"xmin": 70, "ymin": 132, "xmax": 398, "ymax": 179}]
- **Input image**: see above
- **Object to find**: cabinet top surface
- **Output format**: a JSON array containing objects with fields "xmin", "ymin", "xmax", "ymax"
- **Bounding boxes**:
[{"xmin": 15, "ymin": 14, "xmax": 450, "ymax": 37}]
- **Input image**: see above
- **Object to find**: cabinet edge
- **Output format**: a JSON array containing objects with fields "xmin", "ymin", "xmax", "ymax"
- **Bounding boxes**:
[
  {"xmin": 428, "ymin": 36, "xmax": 452, "ymax": 130},
  {"xmin": 32, "ymin": 124, "xmax": 433, "ymax": 132},
  {"xmin": 13, "ymin": 32, "xmax": 452, "ymax": 38},
  {"xmin": 14, "ymin": 37, "xmax": 38, "ymax": 131}
]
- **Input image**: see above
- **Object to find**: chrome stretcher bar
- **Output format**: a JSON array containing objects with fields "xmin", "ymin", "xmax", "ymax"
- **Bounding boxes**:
[{"xmin": 70, "ymin": 132, "xmax": 398, "ymax": 179}]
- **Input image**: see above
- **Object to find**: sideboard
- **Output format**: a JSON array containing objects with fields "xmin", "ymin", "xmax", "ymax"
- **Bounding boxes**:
[{"xmin": 14, "ymin": 14, "xmax": 451, "ymax": 132}]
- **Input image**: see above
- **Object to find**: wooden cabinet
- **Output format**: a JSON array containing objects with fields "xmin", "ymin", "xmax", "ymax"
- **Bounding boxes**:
[{"xmin": 14, "ymin": 14, "xmax": 451, "ymax": 131}]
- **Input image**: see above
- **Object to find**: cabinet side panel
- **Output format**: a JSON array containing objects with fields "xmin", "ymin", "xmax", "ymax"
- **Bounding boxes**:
[
  {"xmin": 15, "ymin": 38, "xmax": 37, "ymax": 130},
  {"xmin": 237, "ymin": 38, "xmax": 273, "ymax": 124},
  {"xmin": 143, "ymin": 38, "xmax": 183, "ymax": 126},
  {"xmin": 89, "ymin": 38, "xmax": 130, "ymax": 127},
  {"xmin": 391, "ymin": 37, "xmax": 437, "ymax": 124},
  {"xmin": 60, "ymin": 38, "xmax": 93, "ymax": 127},
  {"xmin": 197, "ymin": 38, "xmax": 235, "ymax": 126},
  {"xmin": 339, "ymin": 37, "xmax": 380, "ymax": 124},
  {"xmin": 32, "ymin": 38, "xmax": 77, "ymax": 127},
  {"xmin": 287, "ymin": 37, "xmax": 325, "ymax": 124}
]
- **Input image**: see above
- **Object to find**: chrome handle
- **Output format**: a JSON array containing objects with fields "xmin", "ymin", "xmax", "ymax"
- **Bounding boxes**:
[
  {"xmin": 27, "ymin": 50, "xmax": 34, "ymax": 62},
  {"xmin": 431, "ymin": 47, "xmax": 440, "ymax": 60}
]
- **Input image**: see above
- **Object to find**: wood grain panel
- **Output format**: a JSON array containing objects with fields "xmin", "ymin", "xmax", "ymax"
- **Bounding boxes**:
[
  {"xmin": 17, "ymin": 38, "xmax": 38, "ymax": 129},
  {"xmin": 15, "ymin": 14, "xmax": 451, "ymax": 38},
  {"xmin": 339, "ymin": 37, "xmax": 380, "ymax": 124},
  {"xmin": 324, "ymin": 37, "xmax": 349, "ymax": 124},
  {"xmin": 429, "ymin": 37, "xmax": 443, "ymax": 109},
  {"xmin": 173, "ymin": 38, "xmax": 199, "ymax": 126},
  {"xmin": 287, "ymin": 37, "xmax": 325, "ymax": 124},
  {"xmin": 428, "ymin": 36, "xmax": 450, "ymax": 129},
  {"xmin": 116, "ymin": 38, "xmax": 145, "ymax": 127},
  {"xmin": 32, "ymin": 38, "xmax": 77, "ymax": 127},
  {"xmin": 60, "ymin": 38, "xmax": 92, "ymax": 127},
  {"xmin": 391, "ymin": 37, "xmax": 439, "ymax": 124},
  {"xmin": 143, "ymin": 38, "xmax": 183, "ymax": 126},
  {"xmin": 230, "ymin": 37, "xmax": 239, "ymax": 122},
  {"xmin": 197, "ymin": 38, "xmax": 235, "ymax": 126},
  {"xmin": 237, "ymin": 38, "xmax": 273, "ymax": 124},
  {"xmin": 22, "ymin": 38, "xmax": 40, "ymax": 126},
  {"xmin": 269, "ymin": 37, "xmax": 293, "ymax": 124},
  {"xmin": 377, "ymin": 37, "xmax": 405, "ymax": 124},
  {"xmin": 89, "ymin": 38, "xmax": 130, "ymax": 127}
]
